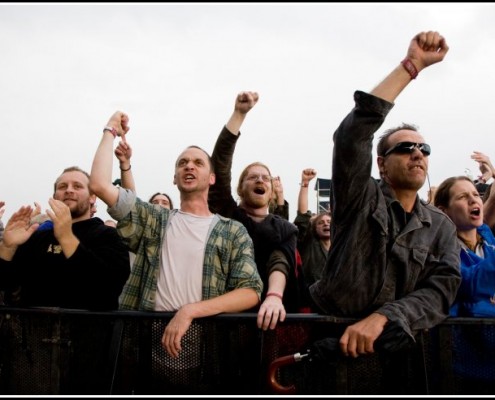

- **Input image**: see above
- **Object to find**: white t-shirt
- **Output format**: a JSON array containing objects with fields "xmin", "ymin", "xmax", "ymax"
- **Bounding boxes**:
[{"xmin": 154, "ymin": 211, "xmax": 215, "ymax": 311}]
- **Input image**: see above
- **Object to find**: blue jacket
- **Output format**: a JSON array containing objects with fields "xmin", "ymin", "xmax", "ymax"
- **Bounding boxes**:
[{"xmin": 452, "ymin": 223, "xmax": 495, "ymax": 317}]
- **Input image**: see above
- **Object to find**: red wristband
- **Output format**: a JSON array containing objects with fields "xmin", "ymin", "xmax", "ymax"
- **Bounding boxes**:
[
  {"xmin": 103, "ymin": 126, "xmax": 118, "ymax": 138},
  {"xmin": 401, "ymin": 58, "xmax": 418, "ymax": 80},
  {"xmin": 266, "ymin": 292, "xmax": 283, "ymax": 300}
]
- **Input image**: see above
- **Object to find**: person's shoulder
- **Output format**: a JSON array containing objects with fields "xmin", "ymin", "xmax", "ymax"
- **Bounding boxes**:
[
  {"xmin": 270, "ymin": 214, "xmax": 298, "ymax": 231},
  {"xmin": 78, "ymin": 217, "xmax": 118, "ymax": 234},
  {"xmin": 421, "ymin": 201, "xmax": 445, "ymax": 216},
  {"xmin": 421, "ymin": 202, "xmax": 457, "ymax": 228},
  {"xmin": 215, "ymin": 213, "xmax": 249, "ymax": 231},
  {"xmin": 212, "ymin": 215, "xmax": 253, "ymax": 246},
  {"xmin": 89, "ymin": 216, "xmax": 117, "ymax": 230},
  {"xmin": 216, "ymin": 213, "xmax": 240, "ymax": 225}
]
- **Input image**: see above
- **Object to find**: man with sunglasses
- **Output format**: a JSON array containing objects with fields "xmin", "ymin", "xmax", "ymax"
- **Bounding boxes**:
[{"xmin": 309, "ymin": 31, "xmax": 461, "ymax": 362}]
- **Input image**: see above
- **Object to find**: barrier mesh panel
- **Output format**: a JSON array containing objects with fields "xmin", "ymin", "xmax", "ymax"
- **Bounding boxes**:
[
  {"xmin": 0, "ymin": 309, "xmax": 494, "ymax": 395},
  {"xmin": 450, "ymin": 324, "xmax": 495, "ymax": 394},
  {"xmin": 0, "ymin": 313, "xmax": 55, "ymax": 394}
]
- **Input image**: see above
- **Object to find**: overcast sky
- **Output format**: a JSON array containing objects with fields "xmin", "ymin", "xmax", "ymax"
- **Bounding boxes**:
[{"xmin": 1, "ymin": 2, "xmax": 494, "ymax": 223}]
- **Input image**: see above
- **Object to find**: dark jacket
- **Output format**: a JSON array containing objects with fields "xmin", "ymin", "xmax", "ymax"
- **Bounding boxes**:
[
  {"xmin": 209, "ymin": 127, "xmax": 303, "ymax": 311},
  {"xmin": 294, "ymin": 210, "xmax": 328, "ymax": 287},
  {"xmin": 0, "ymin": 217, "xmax": 130, "ymax": 310},
  {"xmin": 309, "ymin": 90, "xmax": 461, "ymax": 339}
]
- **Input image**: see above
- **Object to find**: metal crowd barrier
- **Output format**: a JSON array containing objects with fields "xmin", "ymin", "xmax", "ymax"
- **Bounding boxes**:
[{"xmin": 0, "ymin": 307, "xmax": 493, "ymax": 395}]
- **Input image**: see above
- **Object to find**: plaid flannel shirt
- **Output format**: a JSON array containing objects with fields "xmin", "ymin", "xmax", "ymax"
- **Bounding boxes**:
[{"xmin": 108, "ymin": 188, "xmax": 263, "ymax": 310}]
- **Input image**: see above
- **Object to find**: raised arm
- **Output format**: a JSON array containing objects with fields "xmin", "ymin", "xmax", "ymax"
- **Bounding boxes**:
[
  {"xmin": 209, "ymin": 92, "xmax": 260, "ymax": 215},
  {"xmin": 484, "ymin": 183, "xmax": 495, "ymax": 229},
  {"xmin": 114, "ymin": 136, "xmax": 136, "ymax": 192},
  {"xmin": 225, "ymin": 91, "xmax": 259, "ymax": 136},
  {"xmin": 472, "ymin": 151, "xmax": 495, "ymax": 184},
  {"xmin": 89, "ymin": 111, "xmax": 129, "ymax": 207},
  {"xmin": 333, "ymin": 31, "xmax": 450, "ymax": 358},
  {"xmin": 371, "ymin": 31, "xmax": 449, "ymax": 103},
  {"xmin": 270, "ymin": 176, "xmax": 289, "ymax": 220},
  {"xmin": 298, "ymin": 168, "xmax": 317, "ymax": 214},
  {"xmin": 473, "ymin": 152, "xmax": 495, "ymax": 228}
]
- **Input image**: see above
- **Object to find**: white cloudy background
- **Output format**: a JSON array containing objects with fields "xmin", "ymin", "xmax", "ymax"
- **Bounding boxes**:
[{"xmin": 1, "ymin": 3, "xmax": 494, "ymax": 223}]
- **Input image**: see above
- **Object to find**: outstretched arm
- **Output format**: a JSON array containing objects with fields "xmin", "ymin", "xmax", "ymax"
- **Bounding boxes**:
[
  {"xmin": 371, "ymin": 31, "xmax": 449, "ymax": 103},
  {"xmin": 90, "ymin": 112, "xmax": 130, "ymax": 207}
]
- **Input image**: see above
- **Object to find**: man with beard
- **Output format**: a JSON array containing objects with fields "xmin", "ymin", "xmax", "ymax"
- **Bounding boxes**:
[
  {"xmin": 208, "ymin": 91, "xmax": 305, "ymax": 331},
  {"xmin": 0, "ymin": 166, "xmax": 130, "ymax": 310},
  {"xmin": 89, "ymin": 111, "xmax": 262, "ymax": 366}
]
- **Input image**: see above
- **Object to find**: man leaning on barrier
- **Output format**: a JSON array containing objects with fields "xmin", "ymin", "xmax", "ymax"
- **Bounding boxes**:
[
  {"xmin": 89, "ymin": 111, "xmax": 263, "ymax": 360},
  {"xmin": 309, "ymin": 31, "xmax": 461, "ymax": 358}
]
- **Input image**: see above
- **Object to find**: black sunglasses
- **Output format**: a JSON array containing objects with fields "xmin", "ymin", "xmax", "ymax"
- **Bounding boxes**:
[{"xmin": 383, "ymin": 141, "xmax": 431, "ymax": 157}]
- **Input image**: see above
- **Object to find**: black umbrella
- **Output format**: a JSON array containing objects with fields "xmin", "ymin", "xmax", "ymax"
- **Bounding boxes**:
[{"xmin": 267, "ymin": 320, "xmax": 415, "ymax": 394}]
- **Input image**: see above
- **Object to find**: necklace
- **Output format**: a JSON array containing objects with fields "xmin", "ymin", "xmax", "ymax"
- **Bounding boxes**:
[{"xmin": 458, "ymin": 232, "xmax": 483, "ymax": 253}]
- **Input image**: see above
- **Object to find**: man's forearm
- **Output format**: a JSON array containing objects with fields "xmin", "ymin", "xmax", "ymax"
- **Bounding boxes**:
[
  {"xmin": 225, "ymin": 111, "xmax": 246, "ymax": 137},
  {"xmin": 370, "ymin": 64, "xmax": 411, "ymax": 104}
]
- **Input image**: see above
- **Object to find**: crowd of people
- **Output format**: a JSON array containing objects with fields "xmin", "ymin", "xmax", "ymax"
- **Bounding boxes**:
[{"xmin": 1, "ymin": 30, "xmax": 495, "ymax": 386}]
